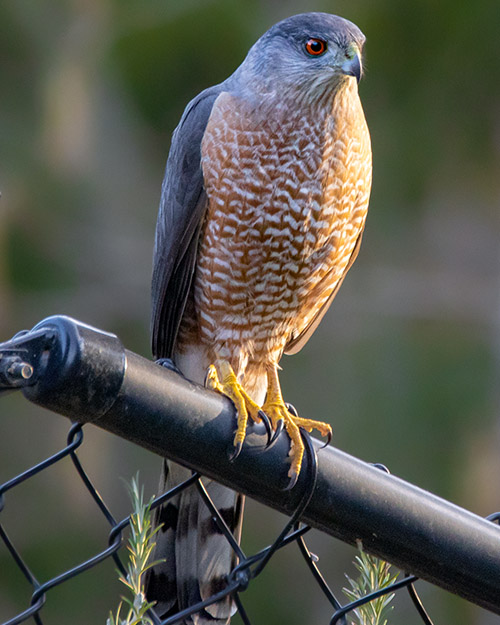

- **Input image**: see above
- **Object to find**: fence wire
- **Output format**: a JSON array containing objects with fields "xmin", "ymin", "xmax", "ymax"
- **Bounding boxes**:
[{"xmin": 0, "ymin": 415, "xmax": 472, "ymax": 625}]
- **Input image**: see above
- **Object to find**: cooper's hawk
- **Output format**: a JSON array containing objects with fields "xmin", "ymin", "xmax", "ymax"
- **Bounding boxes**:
[{"xmin": 147, "ymin": 12, "xmax": 372, "ymax": 624}]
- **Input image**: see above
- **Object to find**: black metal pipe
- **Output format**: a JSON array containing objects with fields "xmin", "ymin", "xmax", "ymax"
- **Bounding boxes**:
[{"xmin": 2, "ymin": 315, "xmax": 500, "ymax": 614}]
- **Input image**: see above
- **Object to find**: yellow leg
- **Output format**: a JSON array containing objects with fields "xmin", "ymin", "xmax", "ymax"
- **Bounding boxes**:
[
  {"xmin": 206, "ymin": 360, "xmax": 332, "ymax": 487},
  {"xmin": 262, "ymin": 366, "xmax": 332, "ymax": 487},
  {"xmin": 205, "ymin": 361, "xmax": 263, "ymax": 451}
]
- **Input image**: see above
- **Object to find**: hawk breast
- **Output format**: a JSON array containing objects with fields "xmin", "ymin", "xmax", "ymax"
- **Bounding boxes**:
[{"xmin": 187, "ymin": 84, "xmax": 371, "ymax": 368}]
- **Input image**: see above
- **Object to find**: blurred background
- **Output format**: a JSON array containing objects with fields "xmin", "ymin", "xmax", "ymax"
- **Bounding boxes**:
[{"xmin": 1, "ymin": 0, "xmax": 499, "ymax": 623}]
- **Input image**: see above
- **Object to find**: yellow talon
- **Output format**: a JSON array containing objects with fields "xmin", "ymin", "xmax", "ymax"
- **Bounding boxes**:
[
  {"xmin": 205, "ymin": 360, "xmax": 332, "ymax": 486},
  {"xmin": 292, "ymin": 416, "xmax": 332, "ymax": 438},
  {"xmin": 262, "ymin": 366, "xmax": 332, "ymax": 485},
  {"xmin": 205, "ymin": 361, "xmax": 262, "ymax": 451},
  {"xmin": 205, "ymin": 364, "xmax": 224, "ymax": 394}
]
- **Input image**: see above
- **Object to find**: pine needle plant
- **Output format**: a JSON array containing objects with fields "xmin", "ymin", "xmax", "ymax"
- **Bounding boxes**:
[
  {"xmin": 343, "ymin": 543, "xmax": 399, "ymax": 625},
  {"xmin": 107, "ymin": 474, "xmax": 163, "ymax": 625}
]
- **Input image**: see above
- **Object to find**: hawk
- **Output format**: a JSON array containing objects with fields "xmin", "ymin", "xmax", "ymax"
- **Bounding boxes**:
[{"xmin": 147, "ymin": 12, "xmax": 372, "ymax": 624}]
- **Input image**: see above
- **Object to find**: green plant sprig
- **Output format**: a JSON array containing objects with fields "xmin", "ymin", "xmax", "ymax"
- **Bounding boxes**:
[
  {"xmin": 107, "ymin": 474, "xmax": 164, "ymax": 625},
  {"xmin": 343, "ymin": 543, "xmax": 399, "ymax": 625}
]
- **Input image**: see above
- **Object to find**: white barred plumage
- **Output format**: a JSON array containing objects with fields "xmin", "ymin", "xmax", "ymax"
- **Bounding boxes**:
[
  {"xmin": 184, "ymin": 79, "xmax": 371, "ymax": 375},
  {"xmin": 148, "ymin": 12, "xmax": 372, "ymax": 625}
]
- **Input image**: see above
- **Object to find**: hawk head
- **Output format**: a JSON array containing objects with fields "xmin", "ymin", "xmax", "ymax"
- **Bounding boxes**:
[{"xmin": 237, "ymin": 12, "xmax": 365, "ymax": 100}]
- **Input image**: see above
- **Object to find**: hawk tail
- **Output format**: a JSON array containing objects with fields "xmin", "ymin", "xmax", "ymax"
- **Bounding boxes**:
[{"xmin": 146, "ymin": 460, "xmax": 243, "ymax": 625}]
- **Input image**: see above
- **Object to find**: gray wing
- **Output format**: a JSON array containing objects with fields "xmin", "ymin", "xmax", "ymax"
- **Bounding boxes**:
[{"xmin": 151, "ymin": 84, "xmax": 224, "ymax": 359}]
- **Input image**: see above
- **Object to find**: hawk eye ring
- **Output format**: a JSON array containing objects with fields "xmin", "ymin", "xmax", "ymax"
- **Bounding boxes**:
[{"xmin": 305, "ymin": 38, "xmax": 327, "ymax": 56}]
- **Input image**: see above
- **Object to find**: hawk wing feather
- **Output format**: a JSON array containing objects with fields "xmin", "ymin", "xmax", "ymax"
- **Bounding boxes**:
[
  {"xmin": 148, "ymin": 79, "xmax": 245, "ymax": 625},
  {"xmin": 151, "ymin": 84, "xmax": 226, "ymax": 359}
]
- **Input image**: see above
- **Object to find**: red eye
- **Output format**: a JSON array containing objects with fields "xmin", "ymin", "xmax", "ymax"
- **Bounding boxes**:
[{"xmin": 305, "ymin": 38, "xmax": 327, "ymax": 56}]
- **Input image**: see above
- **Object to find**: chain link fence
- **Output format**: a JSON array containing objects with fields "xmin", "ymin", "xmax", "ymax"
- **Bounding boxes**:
[
  {"xmin": 1, "ymin": 315, "xmax": 500, "ymax": 624},
  {"xmin": 1, "ymin": 421, "xmax": 439, "ymax": 625}
]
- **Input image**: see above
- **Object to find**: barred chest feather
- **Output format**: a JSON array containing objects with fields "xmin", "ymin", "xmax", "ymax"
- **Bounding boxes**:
[{"xmin": 179, "ymin": 80, "xmax": 371, "ymax": 380}]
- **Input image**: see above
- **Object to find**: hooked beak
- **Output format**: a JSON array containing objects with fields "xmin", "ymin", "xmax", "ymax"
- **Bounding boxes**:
[{"xmin": 341, "ymin": 49, "xmax": 362, "ymax": 83}]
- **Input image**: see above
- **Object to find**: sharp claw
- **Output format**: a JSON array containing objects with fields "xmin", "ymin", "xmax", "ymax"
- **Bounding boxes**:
[
  {"xmin": 285, "ymin": 402, "xmax": 299, "ymax": 418},
  {"xmin": 269, "ymin": 419, "xmax": 284, "ymax": 445},
  {"xmin": 229, "ymin": 441, "xmax": 243, "ymax": 462},
  {"xmin": 319, "ymin": 429, "xmax": 332, "ymax": 449},
  {"xmin": 204, "ymin": 366, "xmax": 214, "ymax": 388},
  {"xmin": 258, "ymin": 410, "xmax": 273, "ymax": 444},
  {"xmin": 284, "ymin": 469, "xmax": 299, "ymax": 491}
]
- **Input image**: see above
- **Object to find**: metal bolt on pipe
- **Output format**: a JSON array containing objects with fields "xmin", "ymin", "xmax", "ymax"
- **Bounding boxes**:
[{"xmin": 1, "ymin": 315, "xmax": 500, "ymax": 615}]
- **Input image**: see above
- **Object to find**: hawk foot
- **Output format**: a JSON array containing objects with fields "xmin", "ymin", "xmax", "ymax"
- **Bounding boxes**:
[
  {"xmin": 261, "ymin": 392, "xmax": 332, "ymax": 489},
  {"xmin": 205, "ymin": 361, "xmax": 332, "ymax": 489},
  {"xmin": 205, "ymin": 362, "xmax": 265, "ymax": 457}
]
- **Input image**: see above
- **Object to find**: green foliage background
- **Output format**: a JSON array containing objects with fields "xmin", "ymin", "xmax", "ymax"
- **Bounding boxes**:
[{"xmin": 1, "ymin": 0, "xmax": 499, "ymax": 623}]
